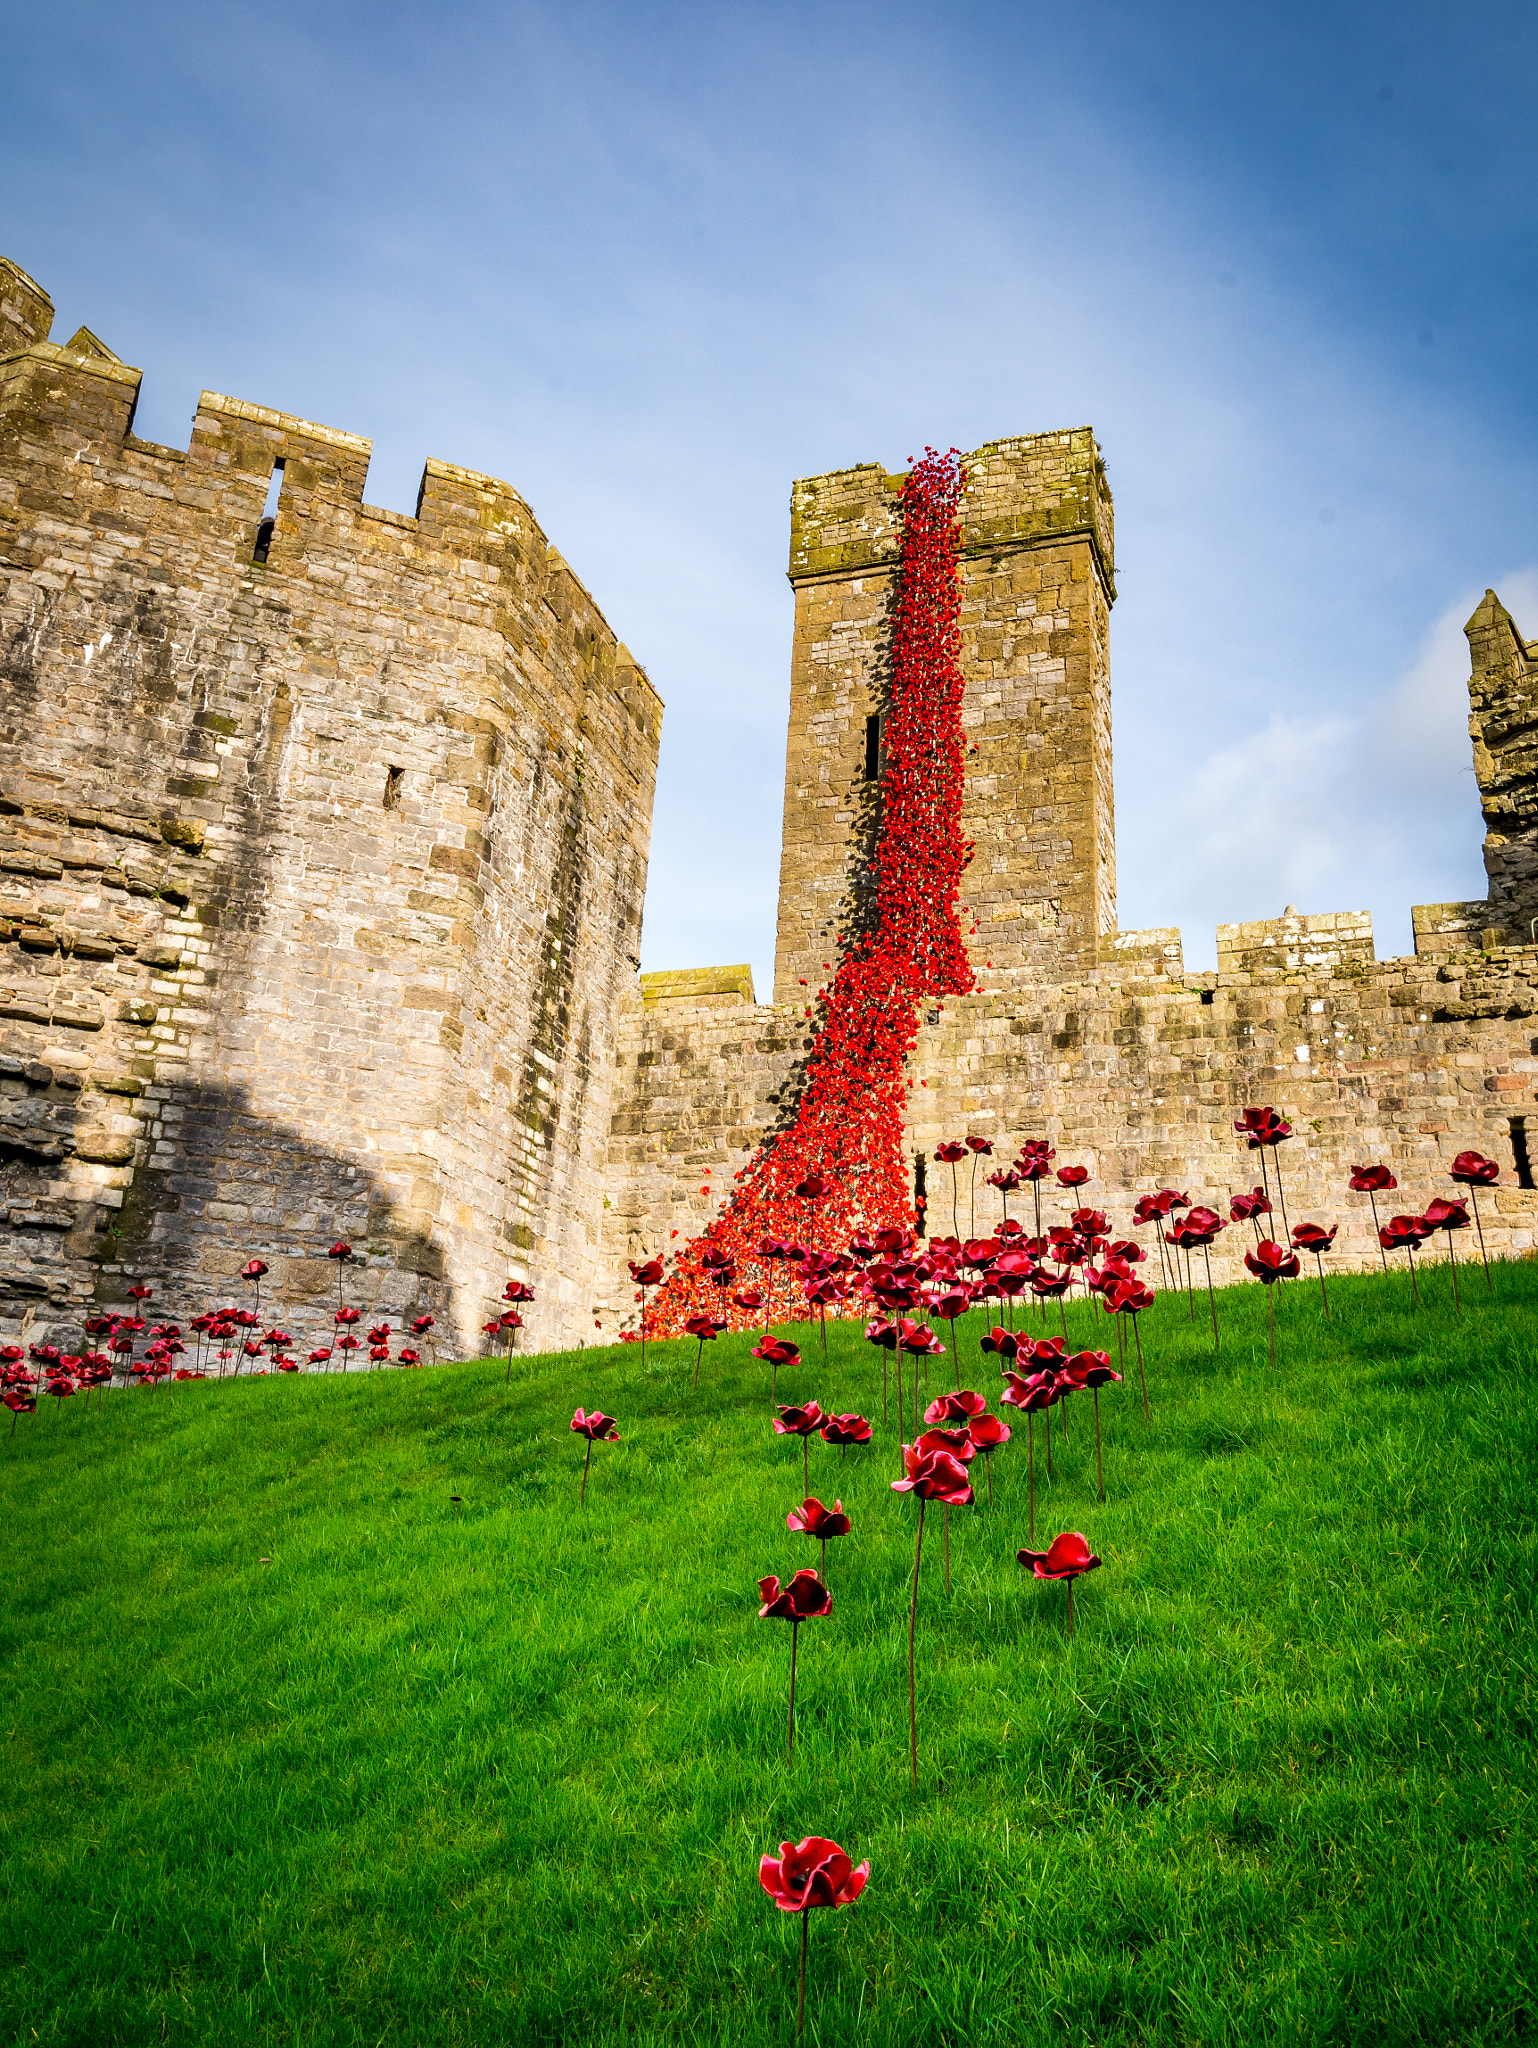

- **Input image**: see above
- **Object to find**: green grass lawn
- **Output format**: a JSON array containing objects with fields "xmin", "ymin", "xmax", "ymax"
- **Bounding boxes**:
[{"xmin": 2, "ymin": 1263, "xmax": 1534, "ymax": 2046}]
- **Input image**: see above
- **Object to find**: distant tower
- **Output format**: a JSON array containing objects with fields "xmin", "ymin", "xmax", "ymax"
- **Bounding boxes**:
[
  {"xmin": 1467, "ymin": 588, "xmax": 1538, "ymax": 941},
  {"xmin": 773, "ymin": 431, "xmax": 1116, "ymax": 1005}
]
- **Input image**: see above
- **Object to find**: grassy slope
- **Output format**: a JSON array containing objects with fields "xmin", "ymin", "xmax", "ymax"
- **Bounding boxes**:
[{"xmin": 1, "ymin": 1265, "xmax": 1534, "ymax": 2047}]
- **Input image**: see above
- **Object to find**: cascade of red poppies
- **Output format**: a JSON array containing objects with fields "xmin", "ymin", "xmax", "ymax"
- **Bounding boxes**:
[{"xmin": 644, "ymin": 449, "xmax": 974, "ymax": 1340}]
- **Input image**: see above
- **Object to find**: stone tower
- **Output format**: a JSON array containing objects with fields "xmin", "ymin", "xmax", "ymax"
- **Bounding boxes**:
[
  {"xmin": 773, "ymin": 431, "xmax": 1116, "ymax": 1005},
  {"xmin": 1466, "ymin": 588, "xmax": 1538, "ymax": 943},
  {"xmin": 0, "ymin": 253, "xmax": 661, "ymax": 1354}
]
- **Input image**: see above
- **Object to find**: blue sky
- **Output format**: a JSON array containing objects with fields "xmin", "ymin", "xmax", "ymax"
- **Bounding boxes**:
[{"xmin": 4, "ymin": 1, "xmax": 1534, "ymax": 991}]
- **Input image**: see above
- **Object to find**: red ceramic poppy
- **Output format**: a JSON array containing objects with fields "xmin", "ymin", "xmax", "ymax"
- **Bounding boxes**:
[
  {"xmin": 897, "ymin": 1319, "xmax": 946, "ymax": 1356},
  {"xmin": 128, "ymin": 1284, "xmax": 154, "ymax": 1302},
  {"xmin": 1291, "ymin": 1223, "xmax": 1337, "ymax": 1252},
  {"xmin": 820, "ymin": 1412, "xmax": 871, "ymax": 1446},
  {"xmin": 923, "ymin": 1388, "xmax": 987, "ymax": 1424},
  {"xmin": 934, "ymin": 1141, "xmax": 967, "ymax": 1164},
  {"xmin": 1017, "ymin": 1531, "xmax": 1102, "ymax": 1580},
  {"xmin": 503, "ymin": 1280, "xmax": 535, "ymax": 1305},
  {"xmin": 759, "ymin": 1836, "xmax": 869, "ymax": 1913},
  {"xmin": 753, "ymin": 1336, "xmax": 801, "ymax": 1368},
  {"xmin": 967, "ymin": 1412, "xmax": 1010, "ymax": 1450},
  {"xmin": 1380, "ymin": 1214, "xmax": 1433, "ymax": 1249},
  {"xmin": 794, "ymin": 1172, "xmax": 835, "ymax": 1201},
  {"xmin": 327, "ymin": 1241, "xmax": 352, "ymax": 1260},
  {"xmin": 1245, "ymin": 1240, "xmax": 1300, "ymax": 1283},
  {"xmin": 241, "ymin": 1260, "xmax": 268, "ymax": 1279},
  {"xmin": 757, "ymin": 1568, "xmax": 832, "ymax": 1620},
  {"xmin": 308, "ymin": 1349, "xmax": 332, "ymax": 1365},
  {"xmin": 914, "ymin": 1425, "xmax": 976, "ymax": 1463},
  {"xmin": 628, "ymin": 1258, "xmax": 665, "ymax": 1287},
  {"xmin": 1063, "ymin": 1349, "xmax": 1121, "ymax": 1390},
  {"xmin": 890, "ymin": 1443, "xmax": 973, "ymax": 1504},
  {"xmin": 1000, "ymin": 1369, "xmax": 1060, "ymax": 1414},
  {"xmin": 368, "ymin": 1346, "xmax": 390, "ymax": 1363},
  {"xmin": 786, "ymin": 1496, "xmax": 851, "ymax": 1540},
  {"xmin": 1349, "ymin": 1164, "xmax": 1397, "ymax": 1193},
  {"xmin": 1230, "ymin": 1188, "xmax": 1272, "ymax": 1222},
  {"xmin": 1030, "ymin": 1266, "xmax": 1072, "ymax": 1299},
  {"xmin": 1056, "ymin": 1165, "xmax": 1091, "ymax": 1188},
  {"xmin": 1236, "ymin": 1107, "xmax": 1292, "ymax": 1148},
  {"xmin": 411, "ymin": 1315, "xmax": 435, "ymax": 1335},
  {"xmin": 980, "ymin": 1326, "xmax": 1019, "ymax": 1359},
  {"xmin": 1450, "ymin": 1151, "xmax": 1498, "ymax": 1186},
  {"xmin": 774, "ymin": 1403, "xmax": 825, "ymax": 1437},
  {"xmin": 1423, "ymin": 1196, "xmax": 1470, "ymax": 1231},
  {"xmin": 335, "ymin": 1306, "xmax": 361, "ymax": 1325},
  {"xmin": 398, "ymin": 1348, "xmax": 421, "ymax": 1366},
  {"xmin": 732, "ymin": 1287, "xmax": 765, "ymax": 1313},
  {"xmin": 571, "ymin": 1408, "xmax": 619, "ymax": 1441}
]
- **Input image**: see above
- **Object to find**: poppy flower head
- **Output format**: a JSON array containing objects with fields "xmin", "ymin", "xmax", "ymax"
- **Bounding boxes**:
[
  {"xmin": 1018, "ymin": 1530, "xmax": 1103, "ymax": 1581},
  {"xmin": 571, "ymin": 1408, "xmax": 619, "ymax": 1442},
  {"xmin": 794, "ymin": 1172, "xmax": 835, "ymax": 1201},
  {"xmin": 980, "ymin": 1325, "xmax": 1019, "ymax": 1359},
  {"xmin": 241, "ymin": 1260, "xmax": 269, "ymax": 1279},
  {"xmin": 914, "ymin": 1425, "xmax": 976, "ymax": 1463},
  {"xmin": 1230, "ymin": 1186, "xmax": 1272, "ymax": 1221},
  {"xmin": 731, "ymin": 1287, "xmax": 765, "ymax": 1312},
  {"xmin": 987, "ymin": 1166, "xmax": 1022, "ymax": 1192},
  {"xmin": 758, "ymin": 1835, "xmax": 869, "ymax": 1914},
  {"xmin": 928, "ymin": 1284, "xmax": 973, "ymax": 1322},
  {"xmin": 411, "ymin": 1315, "xmax": 435, "ymax": 1334},
  {"xmin": 753, "ymin": 1336, "xmax": 801, "ymax": 1367},
  {"xmin": 1349, "ymin": 1163, "xmax": 1398, "ymax": 1193},
  {"xmin": 327, "ymin": 1241, "xmax": 352, "ymax": 1260},
  {"xmin": 335, "ymin": 1306, "xmax": 361, "ymax": 1325},
  {"xmin": 1380, "ymin": 1214, "xmax": 1434, "ymax": 1251},
  {"xmin": 627, "ymin": 1258, "xmax": 665, "ymax": 1287},
  {"xmin": 773, "ymin": 1402, "xmax": 825, "ymax": 1437},
  {"xmin": 820, "ymin": 1411, "xmax": 872, "ymax": 1446},
  {"xmin": 1106, "ymin": 1239, "xmax": 1145, "ymax": 1265},
  {"xmin": 967, "ymin": 1412, "xmax": 1011, "ymax": 1450},
  {"xmin": 966, "ymin": 1135, "xmax": 994, "ymax": 1154},
  {"xmin": 684, "ymin": 1312, "xmax": 728, "ymax": 1341},
  {"xmin": 308, "ymin": 1349, "xmax": 332, "ymax": 1365},
  {"xmin": 923, "ymin": 1388, "xmax": 987, "ymax": 1424},
  {"xmin": 1423, "ymin": 1196, "xmax": 1471, "ymax": 1231},
  {"xmin": 1056, "ymin": 1165, "xmax": 1091, "ymax": 1188},
  {"xmin": 1105, "ymin": 1277, "xmax": 1156, "ymax": 1316},
  {"xmin": 1244, "ymin": 1239, "xmax": 1301, "ymax": 1283},
  {"xmin": 1064, "ymin": 1348, "xmax": 1121, "ymax": 1390},
  {"xmin": 366, "ymin": 1324, "xmax": 391, "ymax": 1345},
  {"xmin": 890, "ymin": 1442, "xmax": 974, "ymax": 1503},
  {"xmin": 1236, "ymin": 1107, "xmax": 1292, "ymax": 1148},
  {"xmin": 934, "ymin": 1141, "xmax": 968, "ymax": 1164},
  {"xmin": 127, "ymin": 1284, "xmax": 154, "ymax": 1301},
  {"xmin": 1030, "ymin": 1266, "xmax": 1072, "ymax": 1299},
  {"xmin": 1291, "ymin": 1222, "xmax": 1338, "ymax": 1252},
  {"xmin": 786, "ymin": 1496, "xmax": 852, "ymax": 1540},
  {"xmin": 368, "ymin": 1346, "xmax": 390, "ymax": 1363},
  {"xmin": 503, "ymin": 1280, "xmax": 535, "ymax": 1305},
  {"xmin": 757, "ymin": 1568, "xmax": 832, "ymax": 1620},
  {"xmin": 897, "ymin": 1318, "xmax": 946, "ymax": 1356},
  {"xmin": 1450, "ymin": 1150, "xmax": 1498, "ymax": 1187}
]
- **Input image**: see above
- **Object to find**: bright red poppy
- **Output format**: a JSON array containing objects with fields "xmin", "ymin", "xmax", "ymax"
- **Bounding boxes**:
[
  {"xmin": 1450, "ymin": 1151, "xmax": 1498, "ymax": 1186},
  {"xmin": 572, "ymin": 1408, "xmax": 619, "ymax": 1441},
  {"xmin": 890, "ymin": 1442, "xmax": 973, "ymax": 1504},
  {"xmin": 1349, "ymin": 1164, "xmax": 1397, "ymax": 1193},
  {"xmin": 1291, "ymin": 1222, "xmax": 1337, "ymax": 1253},
  {"xmin": 820, "ymin": 1412, "xmax": 871, "ymax": 1446},
  {"xmin": 923, "ymin": 1388, "xmax": 987, "ymax": 1424},
  {"xmin": 327, "ymin": 1241, "xmax": 352, "ymax": 1260},
  {"xmin": 1056, "ymin": 1165, "xmax": 1091, "ymax": 1188},
  {"xmin": 758, "ymin": 1568, "xmax": 832, "ymax": 1620},
  {"xmin": 759, "ymin": 1836, "xmax": 868, "ymax": 1913},
  {"xmin": 1018, "ymin": 1529, "xmax": 1102, "ymax": 1580},
  {"xmin": 1244, "ymin": 1240, "xmax": 1299, "ymax": 1283}
]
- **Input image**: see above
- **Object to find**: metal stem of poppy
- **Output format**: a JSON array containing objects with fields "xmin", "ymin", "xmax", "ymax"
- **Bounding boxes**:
[
  {"xmin": 787, "ymin": 1617, "xmax": 799, "ymax": 1764},
  {"xmin": 580, "ymin": 1438, "xmax": 592, "ymax": 1506},
  {"xmin": 1057, "ymin": 1298, "xmax": 1068, "ymax": 1347},
  {"xmin": 1093, "ymin": 1387, "xmax": 1104, "ymax": 1502},
  {"xmin": 693, "ymin": 1336, "xmax": 703, "ymax": 1390},
  {"xmin": 639, "ymin": 1285, "xmax": 647, "ymax": 1373},
  {"xmin": 1133, "ymin": 1314, "xmax": 1150, "ymax": 1420},
  {"xmin": 969, "ymin": 1154, "xmax": 978, "ymax": 1241},
  {"xmin": 820, "ymin": 1536, "xmax": 826, "ymax": 1578},
  {"xmin": 1468, "ymin": 1188, "xmax": 1493, "ymax": 1292},
  {"xmin": 1446, "ymin": 1229, "xmax": 1460, "ymax": 1310},
  {"xmin": 943, "ymin": 1504, "xmax": 950, "ymax": 1594},
  {"xmin": 1183, "ymin": 1243, "xmax": 1195, "ymax": 1320},
  {"xmin": 1407, "ymin": 1245, "xmax": 1420, "ymax": 1307},
  {"xmin": 907, "ymin": 1498, "xmax": 925, "ymax": 1791},
  {"xmin": 985, "ymin": 1448, "xmax": 993, "ymax": 1504},
  {"xmin": 1204, "ymin": 1244, "xmax": 1220, "ymax": 1349},
  {"xmin": 797, "ymin": 1905, "xmax": 809, "ymax": 2037},
  {"xmin": 803, "ymin": 1433, "xmax": 810, "ymax": 1494},
  {"xmin": 1065, "ymin": 1574, "xmax": 1075, "ymax": 1638},
  {"xmin": 1044, "ymin": 1404, "xmax": 1053, "ymax": 1481},
  {"xmin": 1027, "ymin": 1414, "xmax": 1035, "ymax": 1544},
  {"xmin": 819, "ymin": 1306, "xmax": 827, "ymax": 1361},
  {"xmin": 881, "ymin": 1346, "xmax": 888, "ymax": 1425},
  {"xmin": 1314, "ymin": 1250, "xmax": 1330, "ymax": 1318},
  {"xmin": 1266, "ymin": 1281, "xmax": 1275, "ymax": 1370},
  {"xmin": 1367, "ymin": 1190, "xmax": 1387, "ymax": 1270},
  {"xmin": 1271, "ymin": 1146, "xmax": 1292, "ymax": 1250}
]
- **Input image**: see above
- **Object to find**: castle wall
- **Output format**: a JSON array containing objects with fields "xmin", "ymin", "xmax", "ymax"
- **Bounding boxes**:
[
  {"xmin": 773, "ymin": 433, "xmax": 1115, "ymax": 1005},
  {"xmin": 605, "ymin": 934, "xmax": 1538, "ymax": 1305},
  {"xmin": 0, "ymin": 256, "xmax": 660, "ymax": 1355}
]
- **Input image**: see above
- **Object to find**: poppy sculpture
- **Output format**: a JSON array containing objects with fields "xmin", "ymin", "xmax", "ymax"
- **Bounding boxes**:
[
  {"xmin": 1245, "ymin": 1239, "xmax": 1301, "ymax": 1367},
  {"xmin": 754, "ymin": 1334, "xmax": 801, "ymax": 1405},
  {"xmin": 1103, "ymin": 1277, "xmax": 1155, "ymax": 1419},
  {"xmin": 1291, "ymin": 1222, "xmax": 1337, "ymax": 1314},
  {"xmin": 1235, "ymin": 1107, "xmax": 1294, "ymax": 1242},
  {"xmin": 964, "ymin": 1133, "xmax": 993, "ymax": 1235},
  {"xmin": 1348, "ymin": 1163, "xmax": 1398, "ymax": 1268},
  {"xmin": 1168, "ymin": 1205, "xmax": 1226, "ymax": 1346},
  {"xmin": 1001, "ymin": 1368, "xmax": 1060, "ymax": 1539},
  {"xmin": 786, "ymin": 1495, "xmax": 851, "ymax": 1578},
  {"xmin": 774, "ymin": 1401, "xmax": 826, "ymax": 1492},
  {"xmin": 570, "ymin": 1407, "xmax": 619, "ymax": 1504},
  {"xmin": 240, "ymin": 1258, "xmax": 269, "ymax": 1321},
  {"xmin": 758, "ymin": 1835, "xmax": 869, "ymax": 2038},
  {"xmin": 1230, "ymin": 1186, "xmax": 1274, "ymax": 1249},
  {"xmin": 684, "ymin": 1311, "xmax": 727, "ymax": 1389},
  {"xmin": 1449, "ymin": 1151, "xmax": 1498, "ymax": 1289},
  {"xmin": 1423, "ymin": 1196, "xmax": 1472, "ymax": 1308},
  {"xmin": 891, "ymin": 1442, "xmax": 973, "ymax": 1788},
  {"xmin": 1017, "ymin": 1530, "xmax": 1103, "ymax": 1636},
  {"xmin": 820, "ymin": 1411, "xmax": 871, "ymax": 1455},
  {"xmin": 1379, "ymin": 1213, "xmax": 1433, "ymax": 1305},
  {"xmin": 793, "ymin": 1170, "xmax": 835, "ymax": 1254},
  {"xmin": 326, "ymin": 1240, "xmax": 352, "ymax": 1309},
  {"xmin": 627, "ymin": 1257, "xmax": 665, "ymax": 1365},
  {"xmin": 913, "ymin": 1425, "xmax": 976, "ymax": 1594},
  {"xmin": 934, "ymin": 1139, "xmax": 968, "ymax": 1236},
  {"xmin": 4, "ymin": 1385, "xmax": 36, "ymax": 1434},
  {"xmin": 757, "ymin": 1569, "xmax": 832, "ymax": 1763},
  {"xmin": 967, "ymin": 1409, "xmax": 1010, "ymax": 1502},
  {"xmin": 1062, "ymin": 1349, "xmax": 1122, "ymax": 1502}
]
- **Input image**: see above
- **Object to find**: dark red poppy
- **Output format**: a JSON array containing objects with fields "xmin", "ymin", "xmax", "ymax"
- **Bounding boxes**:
[
  {"xmin": 308, "ymin": 1349, "xmax": 332, "ymax": 1366},
  {"xmin": 1349, "ymin": 1164, "xmax": 1397, "ymax": 1193},
  {"xmin": 794, "ymin": 1172, "xmax": 835, "ymax": 1201},
  {"xmin": 863, "ymin": 1317, "xmax": 898, "ymax": 1350},
  {"xmin": 774, "ymin": 1403, "xmax": 825, "ymax": 1437},
  {"xmin": 732, "ymin": 1287, "xmax": 765, "ymax": 1313},
  {"xmin": 1424, "ymin": 1196, "xmax": 1470, "ymax": 1231},
  {"xmin": 759, "ymin": 1835, "xmax": 868, "ymax": 1913},
  {"xmin": 628, "ymin": 1258, "xmax": 664, "ymax": 1287},
  {"xmin": 1381, "ymin": 1214, "xmax": 1433, "ymax": 1250},
  {"xmin": 913, "ymin": 1425, "xmax": 975, "ymax": 1465},
  {"xmin": 1291, "ymin": 1223, "xmax": 1337, "ymax": 1253},
  {"xmin": 411, "ymin": 1315, "xmax": 435, "ymax": 1335},
  {"xmin": 934, "ymin": 1141, "xmax": 967, "ymax": 1164},
  {"xmin": 980, "ymin": 1326, "xmax": 1019, "ymax": 1360},
  {"xmin": 923, "ymin": 1388, "xmax": 987, "ymax": 1424},
  {"xmin": 503, "ymin": 1280, "xmax": 535, "ymax": 1305},
  {"xmin": 335, "ymin": 1306, "xmax": 361, "ymax": 1325},
  {"xmin": 786, "ymin": 1496, "xmax": 851, "ymax": 1541},
  {"xmin": 1231, "ymin": 1187, "xmax": 1272, "ymax": 1222},
  {"xmin": 1235, "ymin": 1106, "xmax": 1292, "ymax": 1147},
  {"xmin": 1056, "ymin": 1165, "xmax": 1091, "ymax": 1188},
  {"xmin": 1245, "ymin": 1240, "xmax": 1300, "ymax": 1283},
  {"xmin": 571, "ymin": 1408, "xmax": 619, "ymax": 1441},
  {"xmin": 1000, "ymin": 1369, "xmax": 1059, "ymax": 1414},
  {"xmin": 890, "ymin": 1442, "xmax": 973, "ymax": 1504},
  {"xmin": 1030, "ymin": 1266, "xmax": 1072, "ymax": 1299},
  {"xmin": 1018, "ymin": 1530, "xmax": 1102, "ymax": 1581},
  {"xmin": 241, "ymin": 1260, "xmax": 268, "ymax": 1279},
  {"xmin": 820, "ymin": 1412, "xmax": 871, "ymax": 1447},
  {"xmin": 128, "ymin": 1284, "xmax": 154, "ymax": 1302},
  {"xmin": 685, "ymin": 1312, "xmax": 728, "ymax": 1339},
  {"xmin": 1063, "ymin": 1349, "xmax": 1120, "ymax": 1390},
  {"xmin": 758, "ymin": 1568, "xmax": 832, "ymax": 1620},
  {"xmin": 1450, "ymin": 1151, "xmax": 1498, "ymax": 1186},
  {"xmin": 327, "ymin": 1241, "xmax": 352, "ymax": 1260},
  {"xmin": 897, "ymin": 1319, "xmax": 945, "ymax": 1357},
  {"xmin": 928, "ymin": 1284, "xmax": 972, "ymax": 1323},
  {"xmin": 366, "ymin": 1345, "xmax": 388, "ymax": 1363},
  {"xmin": 967, "ymin": 1411, "xmax": 1010, "ymax": 1450},
  {"xmin": 966, "ymin": 1135, "xmax": 993, "ymax": 1154}
]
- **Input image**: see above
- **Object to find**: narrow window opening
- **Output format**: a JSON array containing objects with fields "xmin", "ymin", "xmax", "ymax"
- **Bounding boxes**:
[
  {"xmin": 1200, "ymin": 987, "xmax": 1215, "ymax": 1005},
  {"xmin": 913, "ymin": 1152, "xmax": 928, "ymax": 1234},
  {"xmin": 253, "ymin": 459, "xmax": 285, "ymax": 563},
  {"xmin": 1510, "ymin": 1116, "xmax": 1534, "ymax": 1189},
  {"xmin": 383, "ymin": 765, "xmax": 404, "ymax": 811},
  {"xmin": 864, "ymin": 713, "xmax": 882, "ymax": 781}
]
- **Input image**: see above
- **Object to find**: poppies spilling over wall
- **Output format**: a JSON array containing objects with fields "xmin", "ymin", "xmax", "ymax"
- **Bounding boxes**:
[{"xmin": 646, "ymin": 450, "xmax": 975, "ymax": 1339}]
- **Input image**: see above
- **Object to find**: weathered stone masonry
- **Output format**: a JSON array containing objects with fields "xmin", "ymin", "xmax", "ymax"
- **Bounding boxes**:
[
  {"xmin": 608, "ymin": 437, "xmax": 1538, "ymax": 1291},
  {"xmin": 0, "ymin": 253, "xmax": 660, "ymax": 1354}
]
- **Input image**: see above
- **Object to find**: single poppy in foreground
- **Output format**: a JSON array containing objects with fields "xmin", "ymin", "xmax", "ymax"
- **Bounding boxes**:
[
  {"xmin": 1063, "ymin": 1349, "xmax": 1121, "ymax": 1501},
  {"xmin": 1379, "ymin": 1212, "xmax": 1433, "ymax": 1305},
  {"xmin": 820, "ymin": 1411, "xmax": 871, "ymax": 1452},
  {"xmin": 891, "ymin": 1443, "xmax": 973, "ymax": 1788},
  {"xmin": 774, "ymin": 1401, "xmax": 825, "ymax": 1490},
  {"xmin": 1449, "ymin": 1150, "xmax": 1497, "ymax": 1287},
  {"xmin": 966, "ymin": 1409, "xmax": 1010, "ymax": 1502},
  {"xmin": 1017, "ymin": 1530, "xmax": 1102, "ymax": 1635},
  {"xmin": 753, "ymin": 1334, "xmax": 800, "ymax": 1403},
  {"xmin": 757, "ymin": 1568, "xmax": 831, "ymax": 1762},
  {"xmin": 1245, "ymin": 1238, "xmax": 1300, "ymax": 1366},
  {"xmin": 684, "ymin": 1310, "xmax": 727, "ymax": 1388},
  {"xmin": 759, "ymin": 1835, "xmax": 869, "ymax": 2037},
  {"xmin": 570, "ymin": 1407, "xmax": 619, "ymax": 1503},
  {"xmin": 786, "ymin": 1494, "xmax": 851, "ymax": 1576},
  {"xmin": 627, "ymin": 1256, "xmax": 664, "ymax": 1363},
  {"xmin": 1423, "ymin": 1195, "xmax": 1472, "ymax": 1308}
]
